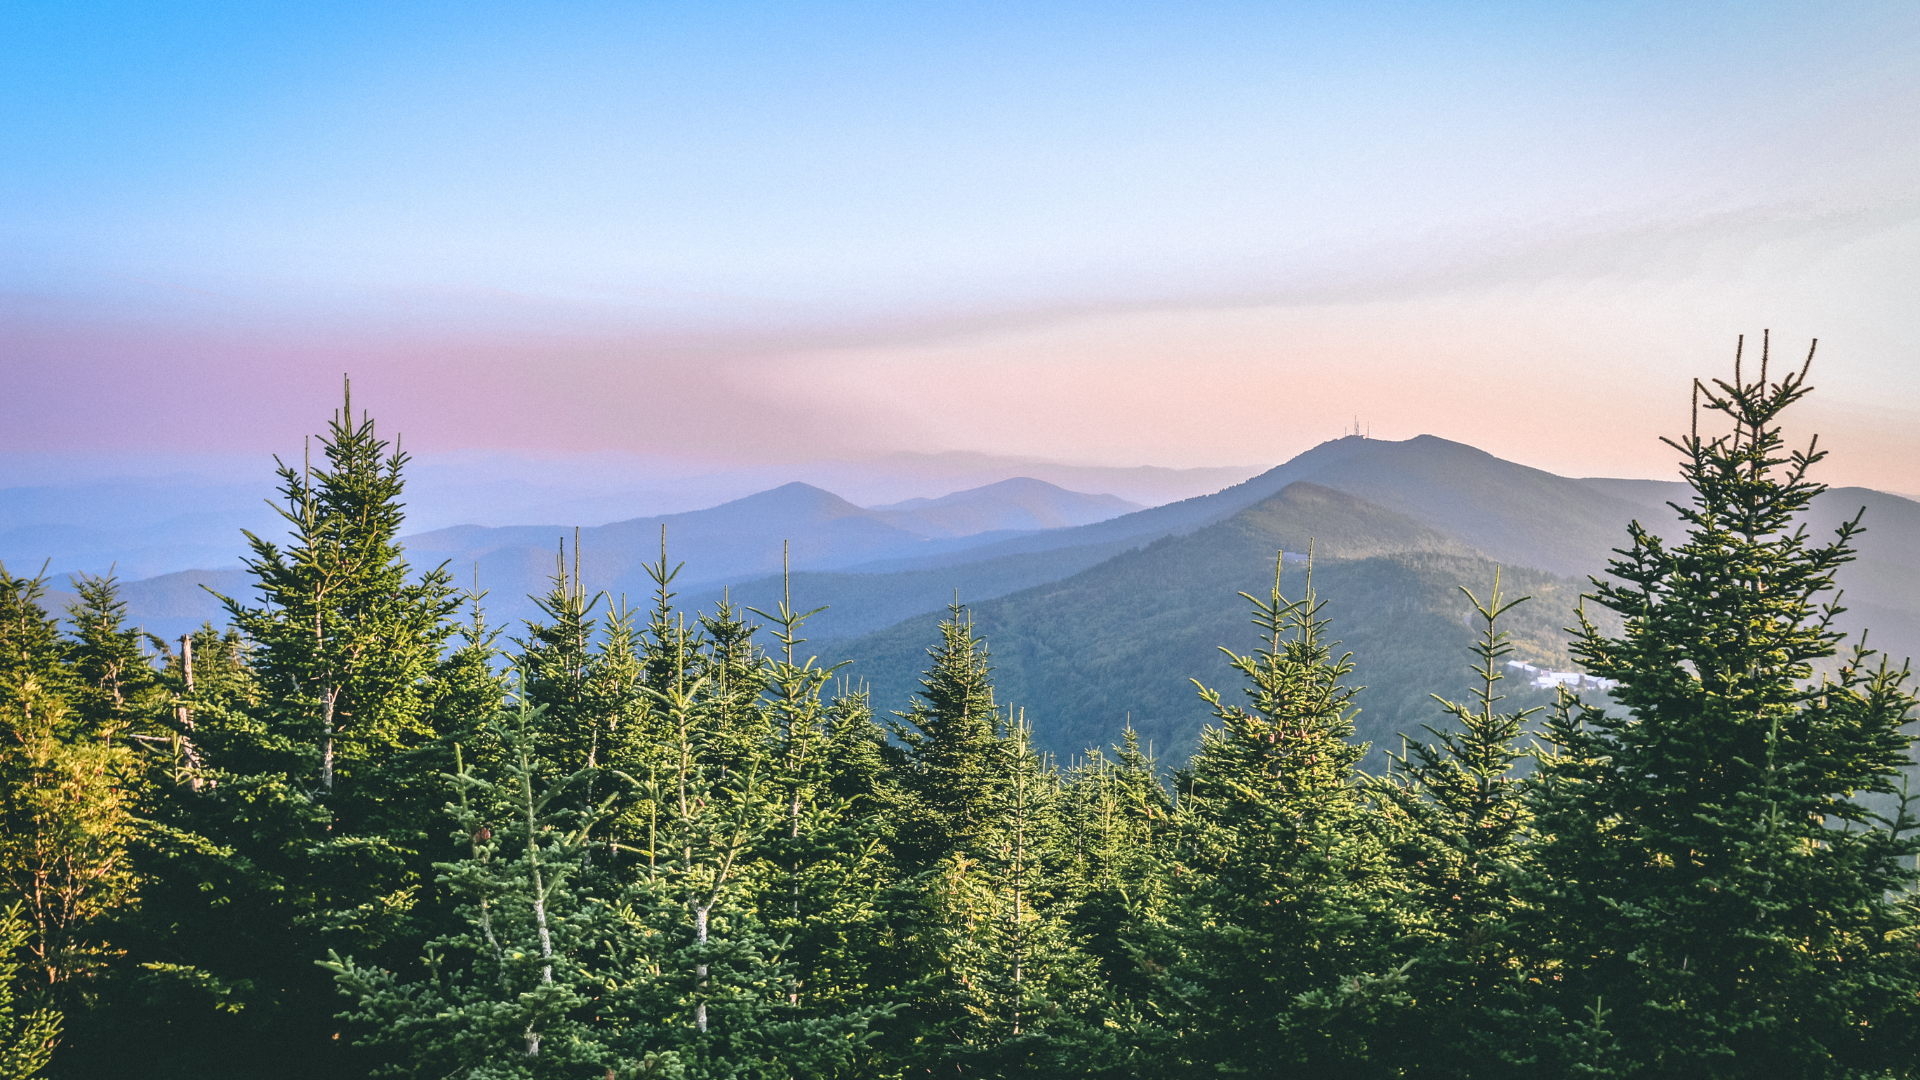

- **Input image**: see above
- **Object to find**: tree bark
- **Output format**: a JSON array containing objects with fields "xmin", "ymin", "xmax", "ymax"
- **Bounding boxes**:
[
  {"xmin": 695, "ymin": 905, "xmax": 709, "ymax": 1033},
  {"xmin": 176, "ymin": 635, "xmax": 205, "ymax": 789},
  {"xmin": 320, "ymin": 687, "xmax": 337, "ymax": 792},
  {"xmin": 524, "ymin": 737, "xmax": 554, "ymax": 1056}
]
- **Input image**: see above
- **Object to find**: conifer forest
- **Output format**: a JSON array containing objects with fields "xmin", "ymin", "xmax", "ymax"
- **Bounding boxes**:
[{"xmin": 3, "ymin": 352, "xmax": 1918, "ymax": 1080}]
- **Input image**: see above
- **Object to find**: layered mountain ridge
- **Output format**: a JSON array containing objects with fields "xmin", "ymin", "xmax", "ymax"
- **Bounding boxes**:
[
  {"xmin": 29, "ymin": 435, "xmax": 1919, "ymax": 768},
  {"xmin": 827, "ymin": 480, "xmax": 1605, "ymax": 764}
]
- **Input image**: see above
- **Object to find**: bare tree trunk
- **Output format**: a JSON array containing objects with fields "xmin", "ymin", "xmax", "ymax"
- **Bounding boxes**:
[
  {"xmin": 1012, "ymin": 786, "xmax": 1024, "ymax": 1034},
  {"xmin": 1011, "ymin": 717, "xmax": 1028, "ymax": 1037},
  {"xmin": 178, "ymin": 634, "xmax": 194, "ymax": 712},
  {"xmin": 314, "ymin": 601, "xmax": 333, "ymax": 794},
  {"xmin": 789, "ymin": 790, "xmax": 801, "ymax": 1006},
  {"xmin": 532, "ymin": 893, "xmax": 555, "ymax": 985},
  {"xmin": 695, "ymin": 905, "xmax": 709, "ymax": 1033},
  {"xmin": 524, "ymin": 738, "xmax": 554, "ymax": 1056},
  {"xmin": 575, "ymin": 532, "xmax": 600, "ymax": 866},
  {"xmin": 176, "ymin": 635, "xmax": 204, "ymax": 790},
  {"xmin": 320, "ymin": 687, "xmax": 337, "ymax": 792}
]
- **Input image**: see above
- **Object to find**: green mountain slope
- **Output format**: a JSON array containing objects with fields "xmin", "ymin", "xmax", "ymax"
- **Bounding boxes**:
[
  {"xmin": 831, "ymin": 434, "xmax": 1662, "ymax": 579},
  {"xmin": 1254, "ymin": 436, "xmax": 1659, "ymax": 577},
  {"xmin": 698, "ymin": 435, "xmax": 1705, "ymax": 648},
  {"xmin": 752, "ymin": 448, "xmax": 1919, "ymax": 685},
  {"xmin": 686, "ymin": 538, "xmax": 1142, "ymax": 641},
  {"xmin": 829, "ymin": 482, "xmax": 1605, "ymax": 765}
]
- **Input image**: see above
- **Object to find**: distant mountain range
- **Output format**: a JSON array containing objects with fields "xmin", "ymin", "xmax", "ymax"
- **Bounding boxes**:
[
  {"xmin": 24, "ymin": 435, "xmax": 1919, "ymax": 769},
  {"xmin": 868, "ymin": 478, "xmax": 1139, "ymax": 534},
  {"xmin": 0, "ymin": 476, "xmax": 285, "ymax": 581},
  {"xmin": 0, "ymin": 450, "xmax": 1247, "ymax": 580},
  {"xmin": 713, "ymin": 436, "xmax": 1920, "ymax": 763},
  {"xmin": 397, "ymin": 477, "xmax": 1141, "ymax": 630},
  {"xmin": 35, "ymin": 476, "xmax": 1146, "ymax": 638}
]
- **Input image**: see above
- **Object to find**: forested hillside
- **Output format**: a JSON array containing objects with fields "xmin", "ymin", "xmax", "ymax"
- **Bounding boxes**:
[
  {"xmin": 1, "ymin": 356, "xmax": 1917, "ymax": 1078},
  {"xmin": 831, "ymin": 481, "xmax": 1606, "ymax": 764}
]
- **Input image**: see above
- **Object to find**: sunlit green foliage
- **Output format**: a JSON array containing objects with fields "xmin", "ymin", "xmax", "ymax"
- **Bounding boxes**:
[{"xmin": 1165, "ymin": 552, "xmax": 1403, "ymax": 1076}]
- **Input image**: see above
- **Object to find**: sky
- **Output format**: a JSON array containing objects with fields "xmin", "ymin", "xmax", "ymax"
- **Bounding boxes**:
[{"xmin": 4, "ymin": 0, "xmax": 1919, "ymax": 491}]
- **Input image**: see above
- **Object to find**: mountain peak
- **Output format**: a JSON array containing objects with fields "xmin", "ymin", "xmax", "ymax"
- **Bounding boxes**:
[
  {"xmin": 1224, "ymin": 481, "xmax": 1473, "ymax": 560},
  {"xmin": 871, "ymin": 476, "xmax": 1140, "ymax": 536},
  {"xmin": 704, "ymin": 481, "xmax": 871, "ymax": 522}
]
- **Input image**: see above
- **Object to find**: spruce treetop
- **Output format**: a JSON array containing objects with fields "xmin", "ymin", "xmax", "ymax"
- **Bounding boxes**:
[
  {"xmin": 1190, "ymin": 548, "xmax": 1366, "ymax": 820},
  {"xmin": 1529, "ymin": 334, "xmax": 1920, "ymax": 1076},
  {"xmin": 220, "ymin": 379, "xmax": 458, "ymax": 789}
]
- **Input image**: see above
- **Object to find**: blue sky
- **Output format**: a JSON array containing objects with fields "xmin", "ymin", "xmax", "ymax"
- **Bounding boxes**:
[{"xmin": 4, "ymin": 1, "xmax": 1918, "ymax": 485}]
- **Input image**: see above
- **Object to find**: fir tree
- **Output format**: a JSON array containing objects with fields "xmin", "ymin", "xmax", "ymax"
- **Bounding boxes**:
[
  {"xmin": 1187, "ymin": 551, "xmax": 1366, "ymax": 827},
  {"xmin": 745, "ymin": 570, "xmax": 886, "ymax": 1017},
  {"xmin": 808, "ymin": 681, "xmax": 916, "ymax": 1064},
  {"xmin": 1056, "ymin": 729, "xmax": 1174, "ymax": 1064},
  {"xmin": 630, "ymin": 641, "xmax": 762, "ymax": 1044},
  {"xmin": 431, "ymin": 580, "xmax": 512, "ymax": 770},
  {"xmin": 638, "ymin": 529, "xmax": 700, "ymax": 707},
  {"xmin": 692, "ymin": 596, "xmax": 770, "ymax": 778},
  {"xmin": 324, "ymin": 691, "xmax": 637, "ymax": 1078},
  {"xmin": 143, "ymin": 386, "xmax": 467, "ymax": 1077},
  {"xmin": 1373, "ymin": 571, "xmax": 1543, "ymax": 1077},
  {"xmin": 221, "ymin": 378, "xmax": 458, "ymax": 793},
  {"xmin": 943, "ymin": 716, "xmax": 1098, "ymax": 1075},
  {"xmin": 820, "ymin": 685, "xmax": 896, "ymax": 815},
  {"xmin": 148, "ymin": 622, "xmax": 257, "ymax": 782},
  {"xmin": 605, "ymin": 611, "xmax": 883, "ymax": 1078},
  {"xmin": 1526, "ymin": 336, "xmax": 1920, "ymax": 1076},
  {"xmin": 514, "ymin": 538, "xmax": 604, "ymax": 773},
  {"xmin": 871, "ymin": 605, "xmax": 1017, "ymax": 1069},
  {"xmin": 888, "ymin": 603, "xmax": 1007, "ymax": 871},
  {"xmin": 98, "ymin": 621, "xmax": 257, "ymax": 992},
  {"xmin": 583, "ymin": 597, "xmax": 652, "ymax": 864},
  {"xmin": 0, "ymin": 905, "xmax": 59, "ymax": 1079},
  {"xmin": 0, "ymin": 568, "xmax": 141, "ymax": 994},
  {"xmin": 1059, "ymin": 729, "xmax": 1171, "ymax": 917},
  {"xmin": 61, "ymin": 573, "xmax": 164, "ymax": 734},
  {"xmin": 1173, "ymin": 550, "xmax": 1399, "ymax": 1075},
  {"xmin": 0, "ymin": 565, "xmax": 66, "ymax": 698},
  {"xmin": 511, "ymin": 539, "xmax": 652, "ymax": 871}
]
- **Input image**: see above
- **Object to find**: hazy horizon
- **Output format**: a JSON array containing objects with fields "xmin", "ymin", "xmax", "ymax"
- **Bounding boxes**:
[{"xmin": 7, "ymin": 428, "xmax": 1914, "ymax": 586}]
